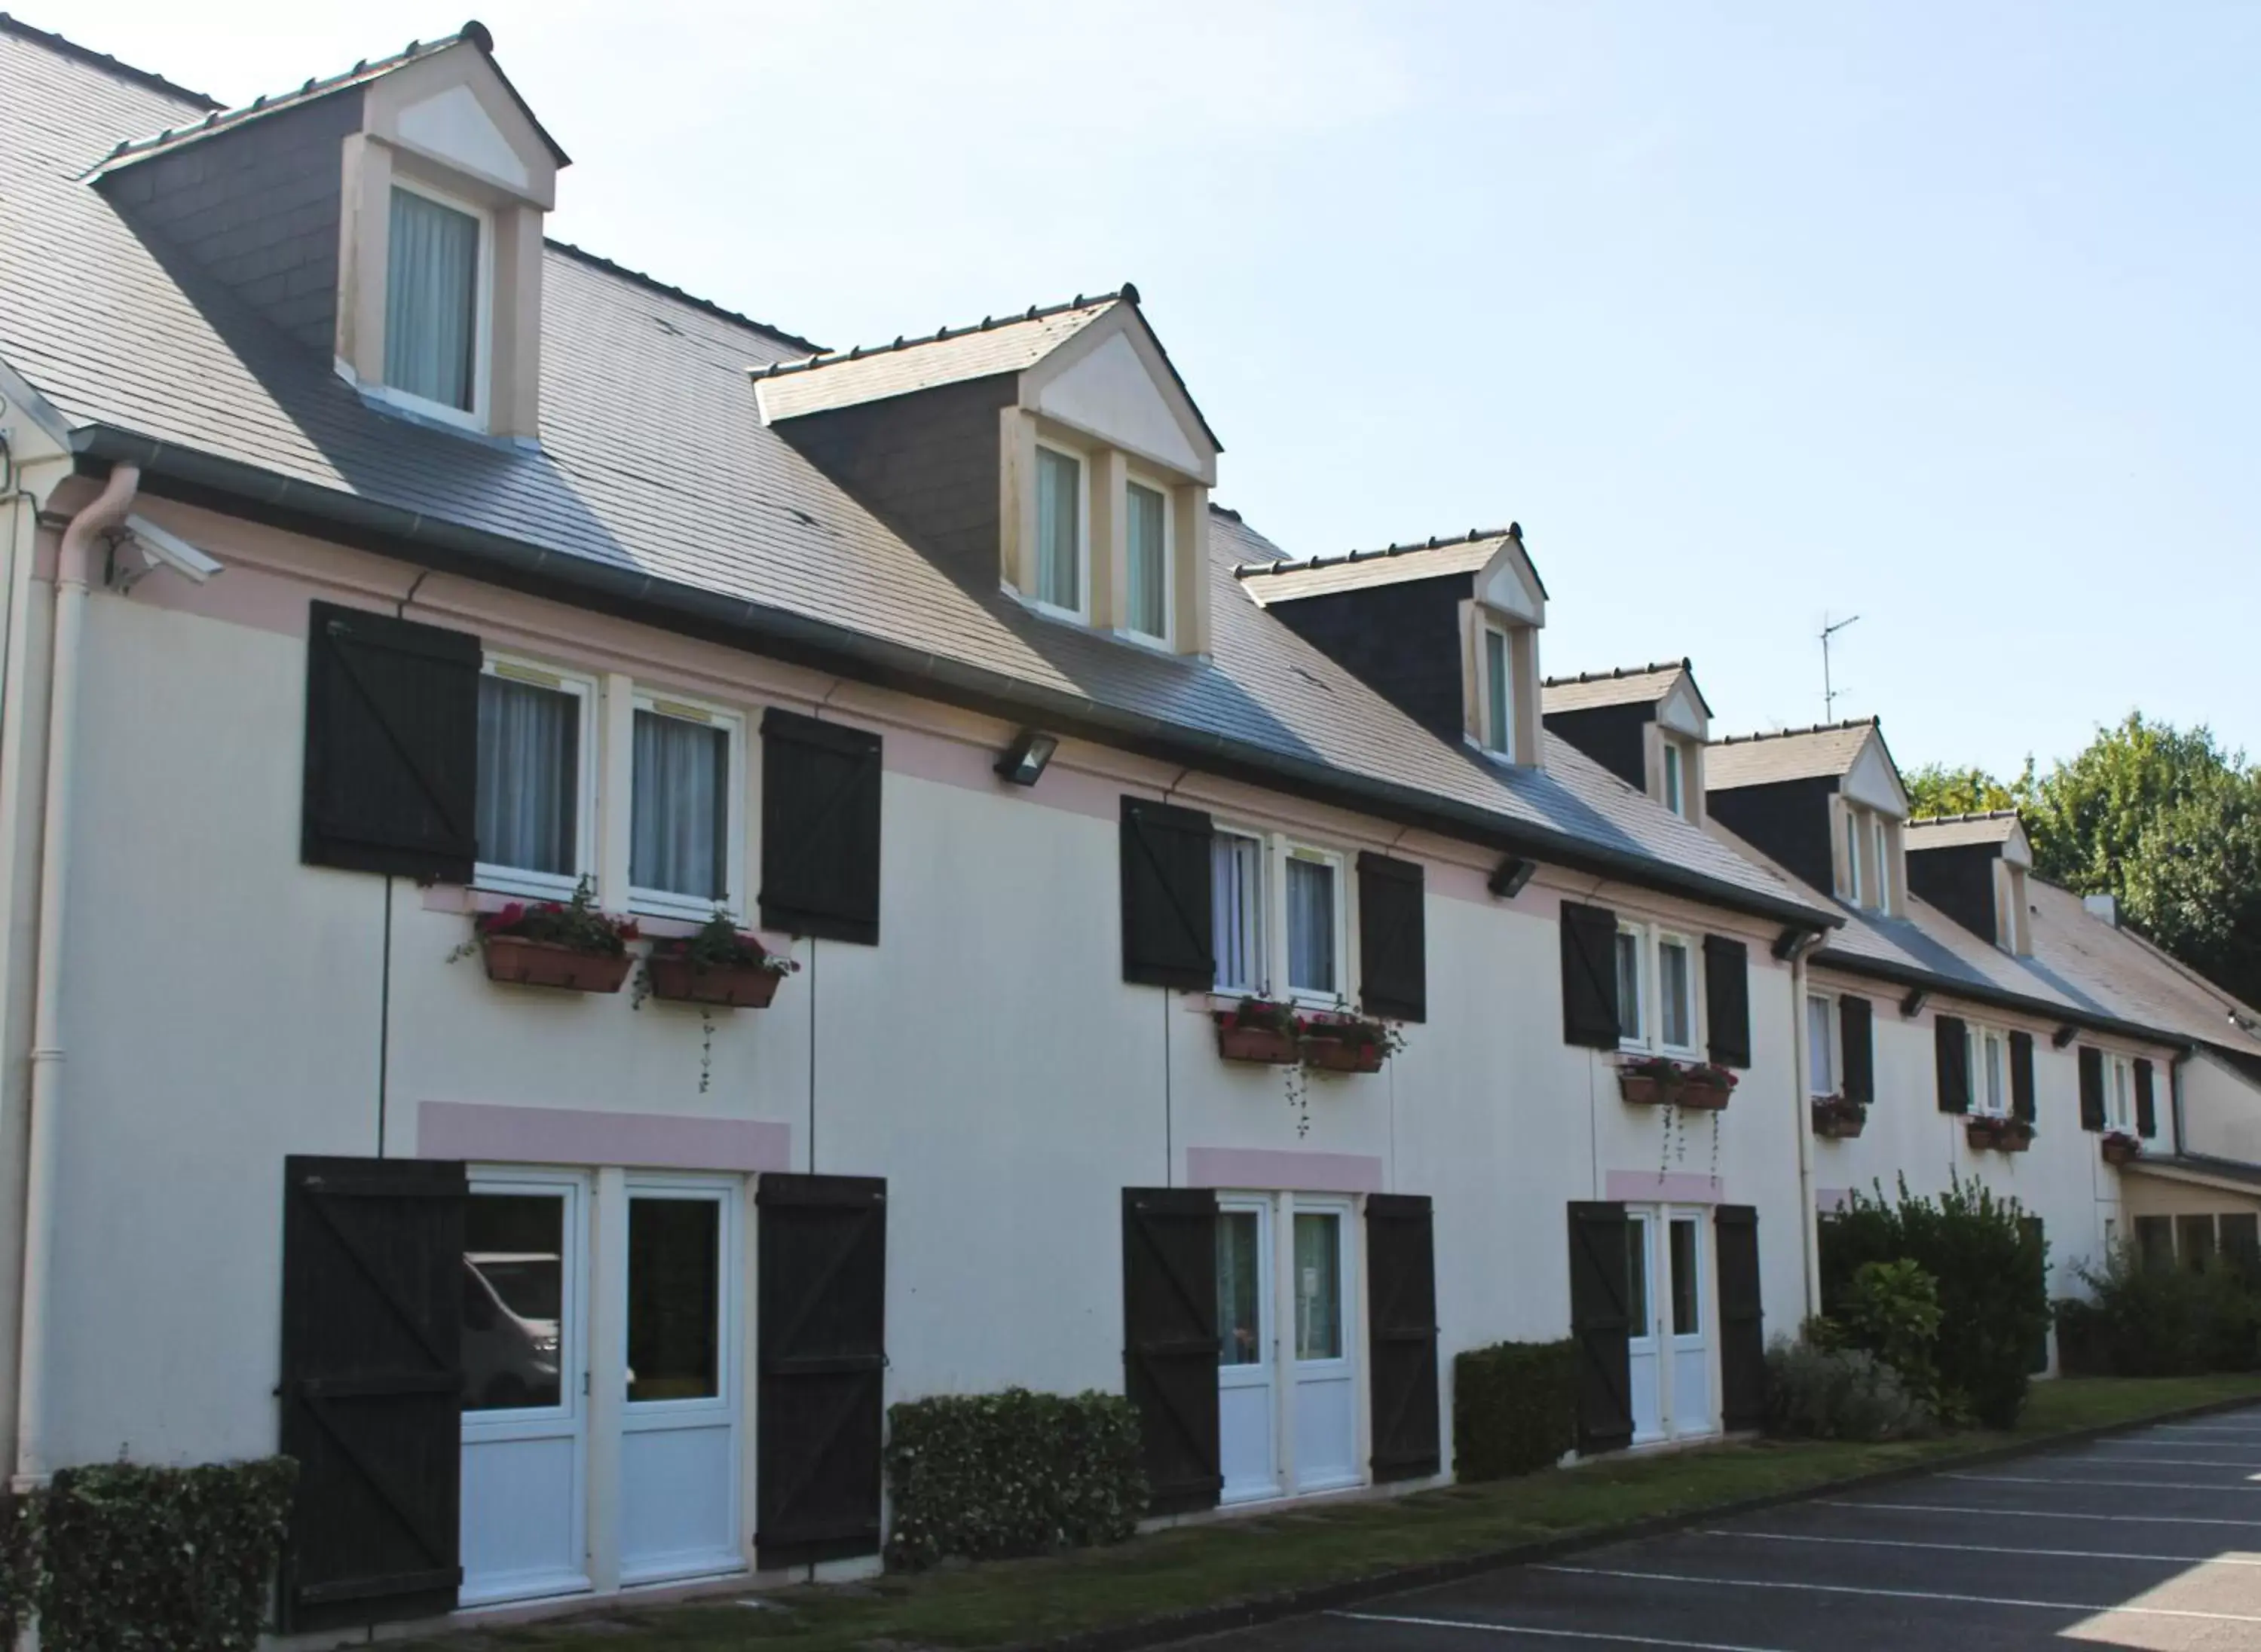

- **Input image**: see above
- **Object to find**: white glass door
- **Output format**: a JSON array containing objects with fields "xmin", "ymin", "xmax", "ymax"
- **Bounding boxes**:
[
  {"xmin": 619, "ymin": 1180, "xmax": 740, "ymax": 1585},
  {"xmin": 1290, "ymin": 1204, "xmax": 1359, "ymax": 1492},
  {"xmin": 1624, "ymin": 1211, "xmax": 1664, "ymax": 1445},
  {"xmin": 1666, "ymin": 1210, "xmax": 1715, "ymax": 1439},
  {"xmin": 460, "ymin": 1174, "xmax": 590, "ymax": 1605},
  {"xmin": 1216, "ymin": 1202, "xmax": 1277, "ymax": 1504}
]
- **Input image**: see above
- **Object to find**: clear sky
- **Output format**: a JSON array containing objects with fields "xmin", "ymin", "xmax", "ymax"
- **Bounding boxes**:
[{"xmin": 53, "ymin": 2, "xmax": 2261, "ymax": 778}]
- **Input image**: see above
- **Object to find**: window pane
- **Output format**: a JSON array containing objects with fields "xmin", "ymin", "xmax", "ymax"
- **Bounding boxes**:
[
  {"xmin": 386, "ymin": 187, "xmax": 479, "ymax": 410},
  {"xmin": 2177, "ymin": 1215, "xmax": 2218, "ymax": 1273},
  {"xmin": 1845, "ymin": 813, "xmax": 1862, "ymax": 902},
  {"xmin": 1286, "ymin": 856, "xmax": 1336, "ymax": 996},
  {"xmin": 1669, "ymin": 1218, "xmax": 1699, "ymax": 1336},
  {"xmin": 1216, "ymin": 1211, "xmax": 1262, "ymax": 1367},
  {"xmin": 1036, "ymin": 447, "xmax": 1081, "ymax": 610},
  {"xmin": 1807, "ymin": 995, "xmax": 1835, "ymax": 1095},
  {"xmin": 1126, "ymin": 482, "xmax": 1167, "ymax": 638},
  {"xmin": 1293, "ymin": 1213, "xmax": 1342, "ymax": 1360},
  {"xmin": 1484, "ymin": 630, "xmax": 1510, "ymax": 755},
  {"xmin": 627, "ymin": 1197, "xmax": 720, "ymax": 1403},
  {"xmin": 464, "ymin": 1194, "xmax": 564, "ymax": 1411},
  {"xmin": 1873, "ymin": 821, "xmax": 1891, "ymax": 909},
  {"xmin": 1626, "ymin": 1218, "xmax": 1650, "ymax": 1337},
  {"xmin": 1660, "ymin": 941, "xmax": 1692, "ymax": 1048},
  {"xmin": 632, "ymin": 709, "xmax": 730, "ymax": 900},
  {"xmin": 1663, "ymin": 743, "xmax": 1683, "ymax": 815},
  {"xmin": 2221, "ymin": 1213, "xmax": 2259, "ymax": 1275},
  {"xmin": 1212, "ymin": 833, "xmax": 1265, "ymax": 993},
  {"xmin": 478, "ymin": 674, "xmax": 579, "ymax": 876},
  {"xmin": 2135, "ymin": 1214, "xmax": 2174, "ymax": 1273},
  {"xmin": 1984, "ymin": 1035, "xmax": 2006, "ymax": 1114},
  {"xmin": 1615, "ymin": 931, "xmax": 1643, "ymax": 1042}
]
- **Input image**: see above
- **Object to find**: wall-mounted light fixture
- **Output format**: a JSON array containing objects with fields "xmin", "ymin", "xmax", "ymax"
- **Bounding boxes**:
[
  {"xmin": 994, "ymin": 728, "xmax": 1058, "ymax": 787},
  {"xmin": 1488, "ymin": 855, "xmax": 1536, "ymax": 898},
  {"xmin": 2052, "ymin": 1024, "xmax": 2079, "ymax": 1050},
  {"xmin": 1899, "ymin": 988, "xmax": 1929, "ymax": 1019}
]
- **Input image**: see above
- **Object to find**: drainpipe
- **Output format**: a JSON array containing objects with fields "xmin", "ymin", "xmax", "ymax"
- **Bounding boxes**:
[
  {"xmin": 11, "ymin": 462, "xmax": 137, "ymax": 1490},
  {"xmin": 1790, "ymin": 948, "xmax": 1822, "ymax": 1319}
]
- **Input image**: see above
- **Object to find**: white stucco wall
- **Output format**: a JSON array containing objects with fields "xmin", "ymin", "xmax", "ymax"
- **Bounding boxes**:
[{"xmin": 2181, "ymin": 1050, "xmax": 2261, "ymax": 1166}]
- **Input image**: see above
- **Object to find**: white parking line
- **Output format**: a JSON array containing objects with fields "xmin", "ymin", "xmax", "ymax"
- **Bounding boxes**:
[
  {"xmin": 1944, "ymin": 1471, "xmax": 2261, "ymax": 1492},
  {"xmin": 1819, "ymin": 1497, "xmax": 2261, "ymax": 1528},
  {"xmin": 1331, "ymin": 1613, "xmax": 1792, "ymax": 1652},
  {"xmin": 1533, "ymin": 1564, "xmax": 2261, "ymax": 1625},
  {"xmin": 2066, "ymin": 1453, "xmax": 2261, "ymax": 1468},
  {"xmin": 1693, "ymin": 1527, "xmax": 2261, "ymax": 1566}
]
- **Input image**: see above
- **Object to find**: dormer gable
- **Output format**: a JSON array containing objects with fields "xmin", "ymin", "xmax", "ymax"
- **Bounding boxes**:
[
  {"xmin": 1906, "ymin": 811, "xmax": 2034, "ymax": 955},
  {"xmin": 1238, "ymin": 526, "xmax": 1548, "ymax": 766},
  {"xmin": 1540, "ymin": 659, "xmax": 1712, "ymax": 820},
  {"xmin": 755, "ymin": 289, "xmax": 1220, "ymax": 655},
  {"xmin": 92, "ymin": 24, "xmax": 564, "ymax": 442},
  {"xmin": 1706, "ymin": 718, "xmax": 1908, "ymax": 914}
]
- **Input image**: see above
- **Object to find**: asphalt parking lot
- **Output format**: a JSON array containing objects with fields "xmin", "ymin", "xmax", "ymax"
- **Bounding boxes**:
[{"xmin": 1210, "ymin": 1406, "xmax": 2261, "ymax": 1652}]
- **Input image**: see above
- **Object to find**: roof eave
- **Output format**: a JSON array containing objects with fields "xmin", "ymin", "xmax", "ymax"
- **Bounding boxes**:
[{"xmin": 1810, "ymin": 942, "xmax": 2195, "ymax": 1052}]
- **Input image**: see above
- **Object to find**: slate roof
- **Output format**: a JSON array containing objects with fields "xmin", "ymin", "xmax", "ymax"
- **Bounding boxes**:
[
  {"xmin": 754, "ymin": 295, "xmax": 1122, "ymax": 421},
  {"xmin": 1706, "ymin": 719, "xmax": 1883, "ymax": 790},
  {"xmin": 1906, "ymin": 811, "xmax": 2024, "ymax": 849},
  {"xmin": 1540, "ymin": 661, "xmax": 1702, "ymax": 716},
  {"xmin": 1235, "ymin": 530, "xmax": 1524, "ymax": 604},
  {"xmin": 0, "ymin": 19, "xmax": 1834, "ymax": 927}
]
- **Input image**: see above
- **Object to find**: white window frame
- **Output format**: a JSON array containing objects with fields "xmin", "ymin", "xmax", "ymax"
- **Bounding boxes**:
[
  {"xmin": 1971, "ymin": 1023, "xmax": 2011, "ymax": 1117},
  {"xmin": 1843, "ymin": 805, "xmax": 1865, "ymax": 906},
  {"xmin": 1807, "ymin": 991, "xmax": 1838, "ymax": 1097},
  {"xmin": 2105, "ymin": 1053, "xmax": 2136, "ymax": 1133},
  {"xmin": 1662, "ymin": 739, "xmax": 1686, "ymax": 818},
  {"xmin": 376, "ymin": 174, "xmax": 494, "ymax": 433},
  {"xmin": 475, "ymin": 655, "xmax": 600, "ymax": 901},
  {"xmin": 1617, "ymin": 920, "xmax": 1651, "ymax": 1051},
  {"xmin": 1655, "ymin": 928, "xmax": 1701, "ymax": 1057},
  {"xmin": 1031, "ymin": 439, "xmax": 1092, "ymax": 623},
  {"xmin": 1280, "ymin": 840, "xmax": 1351, "ymax": 1008},
  {"xmin": 627, "ymin": 688, "xmax": 748, "ymax": 922},
  {"xmin": 1121, "ymin": 472, "xmax": 1176, "ymax": 648},
  {"xmin": 1211, "ymin": 825, "xmax": 1270, "ymax": 997},
  {"xmin": 1481, "ymin": 623, "xmax": 1516, "ymax": 760},
  {"xmin": 1871, "ymin": 815, "xmax": 1892, "ymax": 913}
]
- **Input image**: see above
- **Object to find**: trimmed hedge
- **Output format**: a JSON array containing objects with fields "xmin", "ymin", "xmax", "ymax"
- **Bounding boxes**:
[
  {"xmin": 1452, "ymin": 1338, "xmax": 1578, "ymax": 1481},
  {"xmin": 8, "ymin": 1458, "xmax": 295, "ymax": 1651},
  {"xmin": 885, "ymin": 1389, "xmax": 1146, "ymax": 1571}
]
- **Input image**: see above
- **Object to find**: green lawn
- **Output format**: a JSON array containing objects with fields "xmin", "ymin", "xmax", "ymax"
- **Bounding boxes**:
[{"xmin": 419, "ymin": 1375, "xmax": 2261, "ymax": 1651}]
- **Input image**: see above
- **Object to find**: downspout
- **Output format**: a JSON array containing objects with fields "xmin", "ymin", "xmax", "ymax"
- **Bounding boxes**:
[
  {"xmin": 11, "ymin": 462, "xmax": 137, "ymax": 1489},
  {"xmin": 1790, "ymin": 948, "xmax": 1822, "ymax": 1319}
]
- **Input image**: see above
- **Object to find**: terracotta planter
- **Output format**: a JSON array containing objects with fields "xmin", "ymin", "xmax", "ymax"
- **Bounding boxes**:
[
  {"xmin": 2101, "ymin": 1136, "xmax": 2143, "ymax": 1167},
  {"xmin": 1618, "ymin": 1072, "xmax": 1674, "ymax": 1106},
  {"xmin": 1812, "ymin": 1105, "xmax": 1867, "ymax": 1140},
  {"xmin": 1678, "ymin": 1081, "xmax": 1732, "ymax": 1112},
  {"xmin": 1302, "ymin": 1036, "xmax": 1384, "ymax": 1074},
  {"xmin": 1999, "ymin": 1122, "xmax": 2036, "ymax": 1154},
  {"xmin": 1966, "ymin": 1116, "xmax": 2035, "ymax": 1154},
  {"xmin": 482, "ymin": 935, "xmax": 633, "ymax": 994},
  {"xmin": 646, "ymin": 954, "xmax": 786, "ymax": 1008},
  {"xmin": 1215, "ymin": 1023, "xmax": 1299, "ymax": 1065}
]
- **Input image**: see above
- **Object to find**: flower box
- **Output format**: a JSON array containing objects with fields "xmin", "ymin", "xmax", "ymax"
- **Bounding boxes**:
[
  {"xmin": 1618, "ymin": 1073, "xmax": 1670, "ymax": 1106},
  {"xmin": 482, "ymin": 935, "xmax": 634, "ymax": 995},
  {"xmin": 1966, "ymin": 1115, "xmax": 2035, "ymax": 1154},
  {"xmin": 2100, "ymin": 1133, "xmax": 2143, "ymax": 1167},
  {"xmin": 1302, "ymin": 1035, "xmax": 1385, "ymax": 1074},
  {"xmin": 1678, "ymin": 1080, "xmax": 1733, "ymax": 1112},
  {"xmin": 646, "ymin": 954, "xmax": 787, "ymax": 1008},
  {"xmin": 1810, "ymin": 1097, "xmax": 1868, "ymax": 1140},
  {"xmin": 1216, "ymin": 1023, "xmax": 1300, "ymax": 1065}
]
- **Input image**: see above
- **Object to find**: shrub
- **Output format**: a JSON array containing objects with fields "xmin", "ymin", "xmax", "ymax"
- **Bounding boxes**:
[
  {"xmin": 1821, "ymin": 1176, "xmax": 2048, "ymax": 1429},
  {"xmin": 885, "ymin": 1389, "xmax": 1146, "ymax": 1571},
  {"xmin": 1765, "ymin": 1332, "xmax": 1935, "ymax": 1441},
  {"xmin": 2065, "ymin": 1246, "xmax": 2261, "ymax": 1375},
  {"xmin": 33, "ymin": 1458, "xmax": 296, "ymax": 1651},
  {"xmin": 1453, "ymin": 1339, "xmax": 1578, "ymax": 1481},
  {"xmin": 1839, "ymin": 1259, "xmax": 1944, "ymax": 1409}
]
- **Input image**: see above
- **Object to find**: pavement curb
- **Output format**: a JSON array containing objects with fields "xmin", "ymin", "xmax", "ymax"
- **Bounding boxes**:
[{"xmin": 1009, "ymin": 1391, "xmax": 2261, "ymax": 1652}]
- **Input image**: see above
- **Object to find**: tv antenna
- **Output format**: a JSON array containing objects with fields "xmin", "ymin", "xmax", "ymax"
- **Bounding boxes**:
[{"xmin": 1820, "ymin": 613, "xmax": 1860, "ymax": 720}]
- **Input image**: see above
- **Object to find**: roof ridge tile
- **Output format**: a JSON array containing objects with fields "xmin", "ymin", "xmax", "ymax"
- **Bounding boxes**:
[
  {"xmin": 1541, "ymin": 658, "xmax": 1689, "ymax": 688},
  {"xmin": 1712, "ymin": 715, "xmax": 1880, "ymax": 748},
  {"xmin": 757, "ymin": 287, "xmax": 1130, "ymax": 379},
  {"xmin": 1233, "ymin": 523, "xmax": 1519, "ymax": 580}
]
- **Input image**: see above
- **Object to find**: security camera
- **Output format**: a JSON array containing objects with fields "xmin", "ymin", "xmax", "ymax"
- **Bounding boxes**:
[{"xmin": 118, "ymin": 513, "xmax": 223, "ymax": 587}]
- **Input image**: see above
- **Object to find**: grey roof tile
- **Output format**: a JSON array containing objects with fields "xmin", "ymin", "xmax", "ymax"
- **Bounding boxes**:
[
  {"xmin": 1905, "ymin": 812, "xmax": 2024, "ymax": 849},
  {"xmin": 1540, "ymin": 662, "xmax": 1697, "ymax": 715},
  {"xmin": 1706, "ymin": 719, "xmax": 1881, "ymax": 789},
  {"xmin": 1235, "ymin": 531, "xmax": 1519, "ymax": 604}
]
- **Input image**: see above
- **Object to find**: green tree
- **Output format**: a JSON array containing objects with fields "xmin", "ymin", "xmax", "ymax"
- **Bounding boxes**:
[{"xmin": 1905, "ymin": 761, "xmax": 2021, "ymax": 818}]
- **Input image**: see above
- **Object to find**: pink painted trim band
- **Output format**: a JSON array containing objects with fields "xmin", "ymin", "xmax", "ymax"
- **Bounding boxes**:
[
  {"xmin": 1605, "ymin": 1170, "xmax": 1723, "ymax": 1205},
  {"xmin": 1185, "ymin": 1148, "xmax": 1384, "ymax": 1195},
  {"xmin": 418, "ymin": 1101, "xmax": 791, "ymax": 1173}
]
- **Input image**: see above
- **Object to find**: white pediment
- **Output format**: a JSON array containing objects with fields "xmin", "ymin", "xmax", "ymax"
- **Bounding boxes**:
[
  {"xmin": 396, "ymin": 83, "xmax": 530, "ymax": 191},
  {"xmin": 2001, "ymin": 821, "xmax": 2034, "ymax": 867},
  {"xmin": 1476, "ymin": 537, "xmax": 1545, "ymax": 626},
  {"xmin": 1021, "ymin": 305, "xmax": 1218, "ymax": 485},
  {"xmin": 1840, "ymin": 733, "xmax": 1911, "ymax": 818},
  {"xmin": 1657, "ymin": 675, "xmax": 1708, "ymax": 740}
]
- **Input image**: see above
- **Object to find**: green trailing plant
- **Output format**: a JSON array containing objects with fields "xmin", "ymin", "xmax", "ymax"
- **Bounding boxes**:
[
  {"xmin": 26, "ymin": 1457, "xmax": 296, "ymax": 1651},
  {"xmin": 449, "ymin": 877, "xmax": 638, "ymax": 961},
  {"xmin": 1764, "ymin": 1331, "xmax": 1936, "ymax": 1441},
  {"xmin": 884, "ymin": 1389, "xmax": 1146, "ymax": 1571},
  {"xmin": 653, "ymin": 909, "xmax": 797, "ymax": 974},
  {"xmin": 1819, "ymin": 1176, "xmax": 2048, "ymax": 1429},
  {"xmin": 1452, "ymin": 1339, "xmax": 1578, "ymax": 1481},
  {"xmin": 1297, "ymin": 1005, "xmax": 1406, "ymax": 1062},
  {"xmin": 1216, "ymin": 996, "xmax": 1299, "ymax": 1036}
]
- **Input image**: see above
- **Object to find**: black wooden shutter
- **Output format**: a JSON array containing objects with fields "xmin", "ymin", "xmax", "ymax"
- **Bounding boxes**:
[
  {"xmin": 1840, "ymin": 996, "xmax": 1874, "ymax": 1105},
  {"xmin": 1566, "ymin": 1202, "xmax": 1632, "ymax": 1455},
  {"xmin": 1357, "ymin": 853, "xmax": 1427, "ymax": 1023},
  {"xmin": 1714, "ymin": 1205, "xmax": 1767, "ymax": 1432},
  {"xmin": 760, "ymin": 710, "xmax": 883, "ymax": 944},
  {"xmin": 1561, "ymin": 903, "xmax": 1621, "ymax": 1049},
  {"xmin": 2079, "ymin": 1046, "xmax": 2106, "ymax": 1131},
  {"xmin": 301, "ymin": 601, "xmax": 479, "ymax": 882},
  {"xmin": 2135, "ymin": 1058, "xmax": 2159, "ymax": 1138},
  {"xmin": 2021, "ymin": 1217, "xmax": 2051, "ymax": 1372},
  {"xmin": 277, "ymin": 1155, "xmax": 464, "ymax": 1633},
  {"xmin": 1366, "ymin": 1194, "xmax": 1440, "ymax": 1482},
  {"xmin": 2009, "ymin": 1031, "xmax": 2037, "ymax": 1124},
  {"xmin": 1934, "ymin": 1015, "xmax": 1969, "ymax": 1113},
  {"xmin": 756, "ymin": 1173, "xmax": 886, "ymax": 1569},
  {"xmin": 1703, "ymin": 935, "xmax": 1751, "ymax": 1068},
  {"xmin": 1121, "ymin": 1188, "xmax": 1221, "ymax": 1513},
  {"xmin": 1120, "ymin": 798, "xmax": 1215, "ymax": 990}
]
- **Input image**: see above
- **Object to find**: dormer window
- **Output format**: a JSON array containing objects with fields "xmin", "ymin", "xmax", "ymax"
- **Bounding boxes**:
[
  {"xmin": 1482, "ymin": 625, "xmax": 1515, "ymax": 758},
  {"xmin": 1033, "ymin": 445, "xmax": 1087, "ymax": 616},
  {"xmin": 1124, "ymin": 479, "xmax": 1172, "ymax": 642},
  {"xmin": 1871, "ymin": 814, "xmax": 1893, "ymax": 912},
  {"xmin": 384, "ymin": 182, "xmax": 486, "ymax": 415}
]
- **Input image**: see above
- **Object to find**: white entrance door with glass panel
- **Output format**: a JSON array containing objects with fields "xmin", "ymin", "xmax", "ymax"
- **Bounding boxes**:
[
  {"xmin": 1213, "ymin": 1192, "xmax": 1361, "ymax": 1503},
  {"xmin": 461, "ymin": 1173, "xmax": 591, "ymax": 1606},
  {"xmin": 1622, "ymin": 1205, "xmax": 1716, "ymax": 1446}
]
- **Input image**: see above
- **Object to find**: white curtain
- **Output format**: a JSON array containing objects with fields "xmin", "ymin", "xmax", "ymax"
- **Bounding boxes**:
[
  {"xmin": 1807, "ymin": 996, "xmax": 1835, "ymax": 1094},
  {"xmin": 1485, "ymin": 629, "xmax": 1511, "ymax": 754},
  {"xmin": 1127, "ymin": 482, "xmax": 1167, "ymax": 636},
  {"xmin": 1212, "ymin": 834, "xmax": 1264, "ymax": 993},
  {"xmin": 1660, "ymin": 942, "xmax": 1692, "ymax": 1048},
  {"xmin": 1615, "ymin": 931, "xmax": 1643, "ymax": 1041},
  {"xmin": 477, "ymin": 676, "xmax": 578, "ymax": 876},
  {"xmin": 1293, "ymin": 1213, "xmax": 1341, "ymax": 1360},
  {"xmin": 1215, "ymin": 1211, "xmax": 1261, "ymax": 1367},
  {"xmin": 387, "ymin": 187, "xmax": 479, "ymax": 411},
  {"xmin": 1286, "ymin": 858, "xmax": 1335, "ymax": 996},
  {"xmin": 632, "ymin": 711, "xmax": 728, "ymax": 899},
  {"xmin": 1036, "ymin": 448, "xmax": 1080, "ymax": 609}
]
